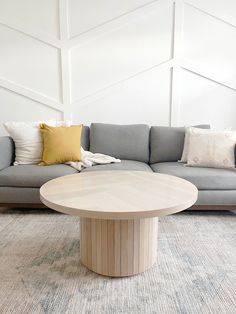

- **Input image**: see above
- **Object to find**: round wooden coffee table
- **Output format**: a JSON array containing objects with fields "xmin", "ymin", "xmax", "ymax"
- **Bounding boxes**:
[{"xmin": 40, "ymin": 171, "xmax": 197, "ymax": 277}]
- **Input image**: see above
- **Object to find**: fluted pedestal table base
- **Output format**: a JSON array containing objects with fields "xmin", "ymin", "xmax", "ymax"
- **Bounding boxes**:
[{"xmin": 80, "ymin": 217, "xmax": 158, "ymax": 277}]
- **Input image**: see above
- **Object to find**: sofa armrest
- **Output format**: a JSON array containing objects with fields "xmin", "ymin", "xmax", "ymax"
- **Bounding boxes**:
[{"xmin": 0, "ymin": 136, "xmax": 15, "ymax": 170}]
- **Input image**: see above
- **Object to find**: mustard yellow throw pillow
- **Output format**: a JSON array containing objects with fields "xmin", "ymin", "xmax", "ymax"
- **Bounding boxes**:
[{"xmin": 39, "ymin": 124, "xmax": 83, "ymax": 165}]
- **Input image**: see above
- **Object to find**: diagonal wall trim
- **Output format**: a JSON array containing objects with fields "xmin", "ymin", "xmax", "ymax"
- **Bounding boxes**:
[
  {"xmin": 68, "ymin": 0, "xmax": 171, "ymax": 49},
  {"xmin": 0, "ymin": 22, "xmax": 61, "ymax": 49},
  {"xmin": 184, "ymin": 2, "xmax": 236, "ymax": 29},
  {"xmin": 0, "ymin": 76, "xmax": 64, "ymax": 112},
  {"xmin": 71, "ymin": 59, "xmax": 174, "ymax": 105},
  {"xmin": 181, "ymin": 61, "xmax": 236, "ymax": 92},
  {"xmin": 71, "ymin": 66, "xmax": 172, "ymax": 111},
  {"xmin": 68, "ymin": 0, "xmax": 161, "ymax": 40}
]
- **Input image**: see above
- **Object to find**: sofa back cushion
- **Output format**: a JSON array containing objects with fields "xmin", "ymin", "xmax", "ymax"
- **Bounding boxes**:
[
  {"xmin": 81, "ymin": 126, "xmax": 90, "ymax": 151},
  {"xmin": 90, "ymin": 123, "xmax": 149, "ymax": 162},
  {"xmin": 150, "ymin": 124, "xmax": 210, "ymax": 164}
]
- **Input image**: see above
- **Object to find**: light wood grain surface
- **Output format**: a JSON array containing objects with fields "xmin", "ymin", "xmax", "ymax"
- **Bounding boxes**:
[
  {"xmin": 40, "ymin": 171, "xmax": 197, "ymax": 276},
  {"xmin": 40, "ymin": 171, "xmax": 198, "ymax": 219},
  {"xmin": 80, "ymin": 217, "xmax": 158, "ymax": 277}
]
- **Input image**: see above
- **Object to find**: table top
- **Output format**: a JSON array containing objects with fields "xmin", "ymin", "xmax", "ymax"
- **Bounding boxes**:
[{"xmin": 40, "ymin": 171, "xmax": 198, "ymax": 219}]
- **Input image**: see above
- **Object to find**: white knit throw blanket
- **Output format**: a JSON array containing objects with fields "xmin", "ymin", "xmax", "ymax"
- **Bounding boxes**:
[{"xmin": 67, "ymin": 147, "xmax": 121, "ymax": 171}]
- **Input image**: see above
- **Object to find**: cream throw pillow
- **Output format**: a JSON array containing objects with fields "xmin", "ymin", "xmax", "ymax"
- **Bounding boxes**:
[
  {"xmin": 4, "ymin": 120, "xmax": 71, "ymax": 165},
  {"xmin": 180, "ymin": 126, "xmax": 230, "ymax": 162},
  {"xmin": 186, "ymin": 128, "xmax": 236, "ymax": 169}
]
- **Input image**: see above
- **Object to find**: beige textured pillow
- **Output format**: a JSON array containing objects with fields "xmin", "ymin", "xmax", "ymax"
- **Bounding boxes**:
[
  {"xmin": 186, "ymin": 128, "xmax": 236, "ymax": 169},
  {"xmin": 180, "ymin": 125, "xmax": 211, "ymax": 162}
]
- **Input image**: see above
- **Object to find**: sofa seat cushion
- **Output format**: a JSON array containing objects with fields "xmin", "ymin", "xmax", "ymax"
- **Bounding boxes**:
[
  {"xmin": 82, "ymin": 160, "xmax": 152, "ymax": 172},
  {"xmin": 151, "ymin": 162, "xmax": 236, "ymax": 190},
  {"xmin": 0, "ymin": 165, "xmax": 78, "ymax": 188}
]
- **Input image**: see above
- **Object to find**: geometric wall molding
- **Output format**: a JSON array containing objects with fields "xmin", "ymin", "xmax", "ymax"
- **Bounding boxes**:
[
  {"xmin": 70, "ymin": 0, "xmax": 174, "ymax": 103},
  {"xmin": 184, "ymin": 0, "xmax": 236, "ymax": 28},
  {"xmin": 0, "ymin": 76, "xmax": 64, "ymax": 112},
  {"xmin": 71, "ymin": 66, "xmax": 172, "ymax": 126},
  {"xmin": 68, "ymin": 0, "xmax": 155, "ymax": 39},
  {"xmin": 0, "ymin": 0, "xmax": 236, "ymax": 134},
  {"xmin": 0, "ymin": 22, "xmax": 61, "ymax": 48},
  {"xmin": 181, "ymin": 61, "xmax": 236, "ymax": 92},
  {"xmin": 0, "ymin": 0, "xmax": 60, "ymax": 40},
  {"xmin": 0, "ymin": 23, "xmax": 62, "ymax": 102},
  {"xmin": 0, "ymin": 87, "xmax": 62, "ymax": 129},
  {"xmin": 183, "ymin": 2, "xmax": 236, "ymax": 90},
  {"xmin": 71, "ymin": 59, "xmax": 174, "ymax": 105},
  {"xmin": 178, "ymin": 68, "xmax": 236, "ymax": 129},
  {"xmin": 0, "ymin": 21, "xmax": 61, "ymax": 49},
  {"xmin": 67, "ymin": 0, "xmax": 174, "ymax": 49}
]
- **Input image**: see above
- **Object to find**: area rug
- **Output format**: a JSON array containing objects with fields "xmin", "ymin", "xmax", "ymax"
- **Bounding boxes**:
[{"xmin": 0, "ymin": 209, "xmax": 235, "ymax": 314}]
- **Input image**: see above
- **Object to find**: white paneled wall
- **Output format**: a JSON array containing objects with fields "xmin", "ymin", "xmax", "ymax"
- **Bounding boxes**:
[
  {"xmin": 0, "ymin": 0, "xmax": 236, "ymax": 135},
  {"xmin": 70, "ymin": 1, "xmax": 173, "ymax": 102}
]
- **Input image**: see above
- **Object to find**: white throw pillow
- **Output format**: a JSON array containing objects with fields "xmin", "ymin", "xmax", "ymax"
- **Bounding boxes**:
[
  {"xmin": 4, "ymin": 120, "xmax": 71, "ymax": 165},
  {"xmin": 186, "ymin": 128, "xmax": 236, "ymax": 169}
]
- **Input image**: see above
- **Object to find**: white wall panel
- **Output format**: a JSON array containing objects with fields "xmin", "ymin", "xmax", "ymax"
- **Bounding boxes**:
[
  {"xmin": 68, "ymin": 0, "xmax": 156, "ymax": 38},
  {"xmin": 0, "ymin": 0, "xmax": 236, "ymax": 132},
  {"xmin": 0, "ymin": 88, "xmax": 62, "ymax": 136},
  {"xmin": 72, "ymin": 68, "xmax": 171, "ymax": 126},
  {"xmin": 0, "ymin": 0, "xmax": 59, "ymax": 38},
  {"xmin": 183, "ymin": 4, "xmax": 236, "ymax": 89},
  {"xmin": 71, "ymin": 1, "xmax": 173, "ymax": 102},
  {"xmin": 0, "ymin": 25, "xmax": 61, "ymax": 101},
  {"xmin": 178, "ymin": 69, "xmax": 236, "ymax": 129},
  {"xmin": 185, "ymin": 0, "xmax": 236, "ymax": 26}
]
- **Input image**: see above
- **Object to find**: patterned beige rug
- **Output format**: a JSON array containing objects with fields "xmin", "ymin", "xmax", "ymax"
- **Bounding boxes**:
[{"xmin": 0, "ymin": 208, "xmax": 235, "ymax": 314}]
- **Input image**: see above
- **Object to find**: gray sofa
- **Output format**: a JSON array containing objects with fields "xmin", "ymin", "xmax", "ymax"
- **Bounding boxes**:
[{"xmin": 1, "ymin": 123, "xmax": 236, "ymax": 209}]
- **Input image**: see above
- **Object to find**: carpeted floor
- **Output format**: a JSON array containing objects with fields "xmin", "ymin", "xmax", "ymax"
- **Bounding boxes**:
[{"xmin": 0, "ymin": 208, "xmax": 235, "ymax": 314}]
